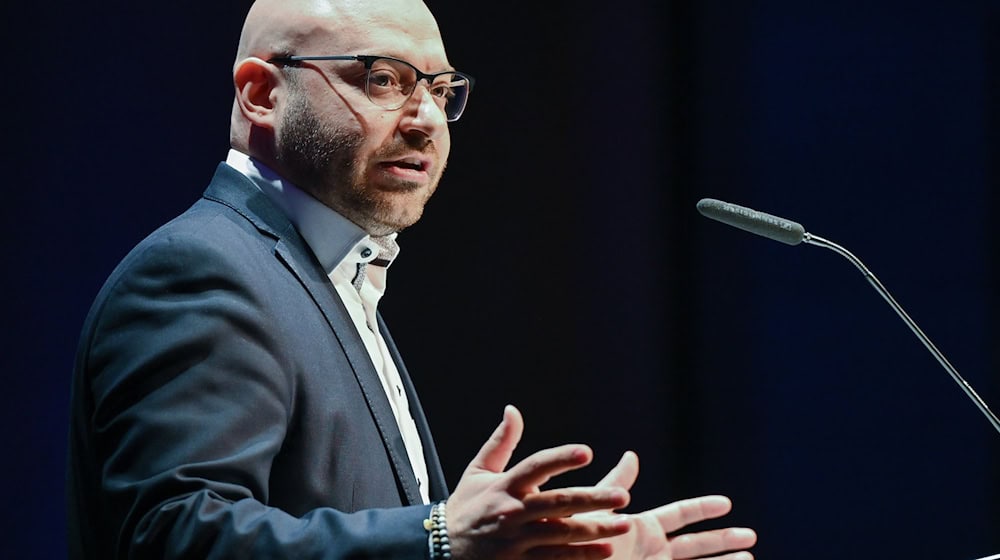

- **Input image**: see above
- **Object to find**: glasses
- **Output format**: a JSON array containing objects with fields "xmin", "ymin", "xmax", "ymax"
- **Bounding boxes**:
[{"xmin": 268, "ymin": 54, "xmax": 474, "ymax": 122}]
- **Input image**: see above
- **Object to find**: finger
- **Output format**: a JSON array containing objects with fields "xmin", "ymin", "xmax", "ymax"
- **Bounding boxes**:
[
  {"xmin": 468, "ymin": 404, "xmax": 524, "ymax": 474},
  {"xmin": 652, "ymin": 495, "xmax": 734, "ymax": 534},
  {"xmin": 519, "ymin": 486, "xmax": 631, "ymax": 520},
  {"xmin": 594, "ymin": 450, "xmax": 639, "ymax": 490},
  {"xmin": 691, "ymin": 553, "xmax": 755, "ymax": 560},
  {"xmin": 517, "ymin": 514, "xmax": 631, "ymax": 549},
  {"xmin": 503, "ymin": 443, "xmax": 594, "ymax": 494},
  {"xmin": 669, "ymin": 527, "xmax": 757, "ymax": 559}
]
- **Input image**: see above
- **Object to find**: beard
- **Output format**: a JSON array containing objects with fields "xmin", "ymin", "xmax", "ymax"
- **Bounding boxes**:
[{"xmin": 275, "ymin": 86, "xmax": 442, "ymax": 236}]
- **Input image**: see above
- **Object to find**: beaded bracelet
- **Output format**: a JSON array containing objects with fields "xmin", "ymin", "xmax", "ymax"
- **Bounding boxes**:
[{"xmin": 423, "ymin": 500, "xmax": 451, "ymax": 559}]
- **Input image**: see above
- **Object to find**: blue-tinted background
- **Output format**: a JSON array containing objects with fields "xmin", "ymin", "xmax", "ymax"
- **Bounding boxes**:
[{"xmin": 3, "ymin": 1, "xmax": 997, "ymax": 558}]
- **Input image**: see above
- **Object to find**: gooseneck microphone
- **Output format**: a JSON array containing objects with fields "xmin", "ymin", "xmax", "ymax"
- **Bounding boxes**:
[
  {"xmin": 695, "ymin": 198, "xmax": 806, "ymax": 245},
  {"xmin": 696, "ymin": 198, "xmax": 1000, "ymax": 437}
]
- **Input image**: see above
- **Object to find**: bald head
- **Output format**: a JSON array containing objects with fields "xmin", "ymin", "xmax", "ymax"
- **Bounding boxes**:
[{"xmin": 235, "ymin": 0, "xmax": 443, "ymax": 73}]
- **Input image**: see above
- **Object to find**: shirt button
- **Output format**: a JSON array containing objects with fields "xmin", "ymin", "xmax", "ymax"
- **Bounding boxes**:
[{"xmin": 361, "ymin": 248, "xmax": 373, "ymax": 258}]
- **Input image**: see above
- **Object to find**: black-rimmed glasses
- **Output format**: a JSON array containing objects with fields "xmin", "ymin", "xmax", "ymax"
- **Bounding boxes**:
[{"xmin": 268, "ymin": 54, "xmax": 474, "ymax": 122}]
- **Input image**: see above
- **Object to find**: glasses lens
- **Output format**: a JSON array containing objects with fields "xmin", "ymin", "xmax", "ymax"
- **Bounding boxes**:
[
  {"xmin": 432, "ymin": 74, "xmax": 471, "ymax": 122},
  {"xmin": 366, "ymin": 58, "xmax": 413, "ymax": 109},
  {"xmin": 366, "ymin": 58, "xmax": 471, "ymax": 122}
]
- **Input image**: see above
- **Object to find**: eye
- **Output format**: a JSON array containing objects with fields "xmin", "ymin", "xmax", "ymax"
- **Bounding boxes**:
[
  {"xmin": 429, "ymin": 83, "xmax": 456, "ymax": 100},
  {"xmin": 368, "ymin": 69, "xmax": 401, "ymax": 91},
  {"xmin": 430, "ymin": 74, "xmax": 467, "ymax": 100}
]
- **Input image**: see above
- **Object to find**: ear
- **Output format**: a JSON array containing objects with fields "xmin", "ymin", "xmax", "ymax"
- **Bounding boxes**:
[{"xmin": 233, "ymin": 57, "xmax": 284, "ymax": 130}]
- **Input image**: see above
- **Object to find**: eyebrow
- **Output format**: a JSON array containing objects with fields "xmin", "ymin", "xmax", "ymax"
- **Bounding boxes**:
[{"xmin": 353, "ymin": 51, "xmax": 457, "ymax": 73}]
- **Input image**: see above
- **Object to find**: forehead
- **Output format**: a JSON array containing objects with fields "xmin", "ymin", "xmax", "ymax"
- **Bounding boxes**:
[{"xmin": 311, "ymin": 1, "xmax": 451, "ymax": 71}]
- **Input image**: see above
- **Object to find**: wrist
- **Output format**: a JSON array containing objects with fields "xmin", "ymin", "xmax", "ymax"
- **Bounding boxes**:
[{"xmin": 424, "ymin": 500, "xmax": 451, "ymax": 559}]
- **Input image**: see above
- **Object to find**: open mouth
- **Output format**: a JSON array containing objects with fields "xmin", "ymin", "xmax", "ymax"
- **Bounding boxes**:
[
  {"xmin": 385, "ymin": 157, "xmax": 428, "ymax": 172},
  {"xmin": 375, "ymin": 157, "xmax": 432, "ymax": 188}
]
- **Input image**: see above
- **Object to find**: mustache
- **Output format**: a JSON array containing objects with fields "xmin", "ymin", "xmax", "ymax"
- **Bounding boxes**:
[{"xmin": 374, "ymin": 135, "xmax": 437, "ymax": 160}]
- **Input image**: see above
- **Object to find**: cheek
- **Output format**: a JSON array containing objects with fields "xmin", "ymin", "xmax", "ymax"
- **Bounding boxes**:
[
  {"xmin": 439, "ymin": 130, "xmax": 452, "ymax": 155},
  {"xmin": 433, "ymin": 128, "xmax": 451, "ymax": 160},
  {"xmin": 437, "ymin": 136, "xmax": 452, "ymax": 173},
  {"xmin": 358, "ymin": 107, "xmax": 398, "ymax": 135}
]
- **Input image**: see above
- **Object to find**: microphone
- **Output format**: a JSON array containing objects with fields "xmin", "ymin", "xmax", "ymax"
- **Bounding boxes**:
[
  {"xmin": 695, "ymin": 198, "xmax": 805, "ymax": 245},
  {"xmin": 696, "ymin": 198, "xmax": 1000, "ymax": 437}
]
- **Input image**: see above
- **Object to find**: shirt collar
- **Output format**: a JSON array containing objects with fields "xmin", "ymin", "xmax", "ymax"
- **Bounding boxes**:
[{"xmin": 225, "ymin": 149, "xmax": 398, "ymax": 274}]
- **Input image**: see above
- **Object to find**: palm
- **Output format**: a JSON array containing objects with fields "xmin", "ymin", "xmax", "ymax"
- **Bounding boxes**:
[
  {"xmin": 594, "ymin": 452, "xmax": 757, "ymax": 560},
  {"xmin": 608, "ymin": 511, "xmax": 672, "ymax": 559}
]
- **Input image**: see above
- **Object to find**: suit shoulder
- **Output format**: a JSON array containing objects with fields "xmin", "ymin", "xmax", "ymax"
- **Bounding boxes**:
[{"xmin": 79, "ymin": 197, "xmax": 286, "ymax": 339}]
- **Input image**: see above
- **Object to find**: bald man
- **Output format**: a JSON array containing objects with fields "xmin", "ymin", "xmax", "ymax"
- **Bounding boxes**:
[{"xmin": 67, "ymin": 1, "xmax": 757, "ymax": 558}]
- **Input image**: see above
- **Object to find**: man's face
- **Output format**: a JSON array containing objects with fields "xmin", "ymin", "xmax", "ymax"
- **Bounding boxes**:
[{"xmin": 271, "ymin": 6, "xmax": 454, "ymax": 236}]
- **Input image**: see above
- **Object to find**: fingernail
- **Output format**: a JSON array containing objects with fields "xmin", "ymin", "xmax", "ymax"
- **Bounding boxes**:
[{"xmin": 730, "ymin": 528, "xmax": 756, "ymax": 540}]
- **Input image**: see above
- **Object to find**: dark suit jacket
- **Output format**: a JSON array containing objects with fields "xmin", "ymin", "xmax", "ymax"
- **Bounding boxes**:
[{"xmin": 67, "ymin": 163, "xmax": 448, "ymax": 559}]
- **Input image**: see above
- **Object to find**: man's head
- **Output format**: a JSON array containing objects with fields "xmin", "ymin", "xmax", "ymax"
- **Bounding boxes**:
[{"xmin": 230, "ymin": 0, "xmax": 462, "ymax": 236}]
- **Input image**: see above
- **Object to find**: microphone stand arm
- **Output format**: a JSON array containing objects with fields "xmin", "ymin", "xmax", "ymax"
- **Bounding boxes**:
[{"xmin": 803, "ymin": 232, "xmax": 1000, "ymax": 436}]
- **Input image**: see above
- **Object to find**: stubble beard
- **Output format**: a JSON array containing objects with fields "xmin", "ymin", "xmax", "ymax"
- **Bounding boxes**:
[{"xmin": 276, "ymin": 88, "xmax": 441, "ymax": 236}]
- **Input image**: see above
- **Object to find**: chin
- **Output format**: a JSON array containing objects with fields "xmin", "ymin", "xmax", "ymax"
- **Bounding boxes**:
[
  {"xmin": 378, "ymin": 209, "xmax": 425, "ymax": 234},
  {"xmin": 379, "ymin": 190, "xmax": 433, "ymax": 229}
]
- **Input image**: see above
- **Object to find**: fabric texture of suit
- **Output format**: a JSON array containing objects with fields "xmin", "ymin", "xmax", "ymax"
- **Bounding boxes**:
[{"xmin": 67, "ymin": 163, "xmax": 448, "ymax": 559}]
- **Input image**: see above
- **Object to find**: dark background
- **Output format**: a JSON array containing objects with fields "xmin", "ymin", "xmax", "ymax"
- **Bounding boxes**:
[{"xmin": 4, "ymin": 1, "xmax": 998, "ymax": 558}]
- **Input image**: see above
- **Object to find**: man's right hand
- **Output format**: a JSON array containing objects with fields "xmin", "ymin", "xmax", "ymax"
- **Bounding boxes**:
[{"xmin": 445, "ymin": 405, "xmax": 633, "ymax": 559}]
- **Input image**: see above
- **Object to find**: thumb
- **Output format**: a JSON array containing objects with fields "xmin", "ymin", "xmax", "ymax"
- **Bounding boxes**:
[
  {"xmin": 467, "ymin": 404, "xmax": 524, "ymax": 474},
  {"xmin": 596, "ymin": 450, "xmax": 639, "ymax": 490}
]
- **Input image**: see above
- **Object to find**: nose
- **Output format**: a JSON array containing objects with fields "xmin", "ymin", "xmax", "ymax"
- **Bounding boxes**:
[{"xmin": 398, "ymin": 83, "xmax": 448, "ymax": 139}]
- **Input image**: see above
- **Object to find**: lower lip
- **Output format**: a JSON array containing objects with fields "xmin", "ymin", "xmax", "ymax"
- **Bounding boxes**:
[{"xmin": 377, "ymin": 163, "xmax": 429, "ymax": 183}]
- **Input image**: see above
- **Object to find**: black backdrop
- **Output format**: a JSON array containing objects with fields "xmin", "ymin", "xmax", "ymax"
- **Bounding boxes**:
[{"xmin": 3, "ymin": 1, "xmax": 998, "ymax": 558}]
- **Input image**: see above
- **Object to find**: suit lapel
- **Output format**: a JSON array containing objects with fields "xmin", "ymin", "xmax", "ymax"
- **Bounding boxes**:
[
  {"xmin": 202, "ymin": 163, "xmax": 424, "ymax": 506},
  {"xmin": 378, "ymin": 314, "xmax": 449, "ymax": 501}
]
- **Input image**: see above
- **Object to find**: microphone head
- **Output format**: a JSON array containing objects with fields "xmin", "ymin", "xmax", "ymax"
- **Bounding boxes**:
[{"xmin": 696, "ymin": 198, "xmax": 805, "ymax": 245}]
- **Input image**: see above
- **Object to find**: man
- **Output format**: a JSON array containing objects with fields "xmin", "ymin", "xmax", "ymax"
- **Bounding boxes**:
[{"xmin": 67, "ymin": 0, "xmax": 758, "ymax": 558}]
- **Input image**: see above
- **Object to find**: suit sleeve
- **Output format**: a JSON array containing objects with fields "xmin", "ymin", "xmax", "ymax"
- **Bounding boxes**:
[{"xmin": 79, "ymin": 224, "xmax": 432, "ymax": 559}]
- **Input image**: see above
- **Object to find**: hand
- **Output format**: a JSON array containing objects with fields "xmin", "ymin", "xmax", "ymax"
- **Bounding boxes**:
[
  {"xmin": 446, "ymin": 405, "xmax": 634, "ymax": 559},
  {"xmin": 595, "ymin": 452, "xmax": 757, "ymax": 560}
]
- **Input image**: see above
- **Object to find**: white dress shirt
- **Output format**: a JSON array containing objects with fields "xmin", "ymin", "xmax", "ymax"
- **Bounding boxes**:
[{"xmin": 225, "ymin": 149, "xmax": 430, "ymax": 504}]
